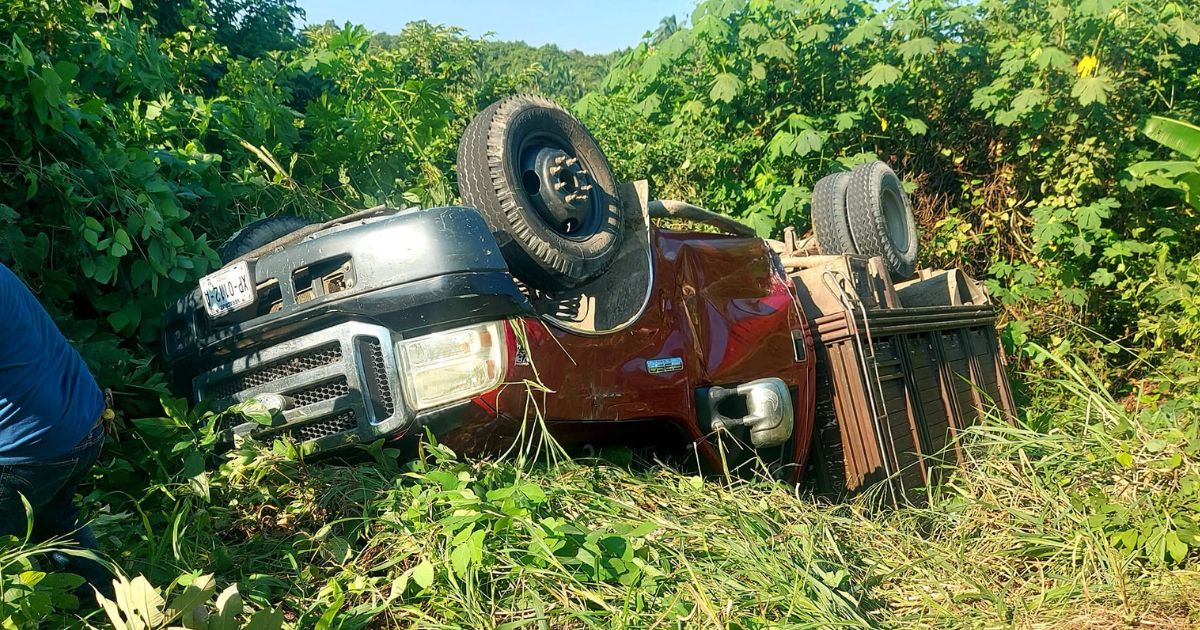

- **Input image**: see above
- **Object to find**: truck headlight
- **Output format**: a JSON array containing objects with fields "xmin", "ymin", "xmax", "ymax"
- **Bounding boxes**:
[{"xmin": 396, "ymin": 320, "xmax": 508, "ymax": 411}]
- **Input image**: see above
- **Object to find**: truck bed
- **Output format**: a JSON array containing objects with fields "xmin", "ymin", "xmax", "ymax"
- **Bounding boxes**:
[{"xmin": 790, "ymin": 255, "xmax": 1015, "ymax": 501}]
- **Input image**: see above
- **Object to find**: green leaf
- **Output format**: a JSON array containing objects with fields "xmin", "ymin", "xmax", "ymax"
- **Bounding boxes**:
[
  {"xmin": 860, "ymin": 63, "xmax": 902, "ymax": 89},
  {"xmin": 1143, "ymin": 116, "xmax": 1200, "ymax": 160},
  {"xmin": 450, "ymin": 541, "xmax": 472, "ymax": 578},
  {"xmin": 1166, "ymin": 530, "xmax": 1189, "ymax": 563},
  {"xmin": 411, "ymin": 560, "xmax": 435, "ymax": 589},
  {"xmin": 709, "ymin": 73, "xmax": 742, "ymax": 103},
  {"xmin": 1071, "ymin": 75, "xmax": 1112, "ymax": 106},
  {"xmin": 1168, "ymin": 17, "xmax": 1200, "ymax": 46},
  {"xmin": 971, "ymin": 85, "xmax": 1003, "ymax": 111},
  {"xmin": 756, "ymin": 39, "xmax": 792, "ymax": 61},
  {"xmin": 693, "ymin": 14, "xmax": 730, "ymax": 41},
  {"xmin": 1091, "ymin": 268, "xmax": 1115, "ymax": 287},
  {"xmin": 834, "ymin": 112, "xmax": 861, "ymax": 131},
  {"xmin": 1061, "ymin": 286, "xmax": 1088, "ymax": 306},
  {"xmin": 798, "ymin": 23, "xmax": 833, "ymax": 45},
  {"xmin": 1011, "ymin": 88, "xmax": 1045, "ymax": 115},
  {"xmin": 313, "ymin": 594, "xmax": 343, "ymax": 630},
  {"xmin": 639, "ymin": 53, "xmax": 664, "ymax": 81},
  {"xmin": 843, "ymin": 16, "xmax": 882, "ymax": 47},
  {"xmin": 635, "ymin": 93, "xmax": 661, "ymax": 115},
  {"xmin": 898, "ymin": 37, "xmax": 936, "ymax": 61},
  {"xmin": 1012, "ymin": 263, "xmax": 1038, "ymax": 286},
  {"xmin": 244, "ymin": 608, "xmax": 285, "ymax": 630},
  {"xmin": 739, "ymin": 21, "xmax": 767, "ymax": 40},
  {"xmin": 1127, "ymin": 160, "xmax": 1200, "ymax": 179},
  {"xmin": 659, "ymin": 30, "xmax": 692, "ymax": 61},
  {"xmin": 1074, "ymin": 201, "xmax": 1112, "ymax": 232},
  {"xmin": 52, "ymin": 61, "xmax": 79, "ymax": 83},
  {"xmin": 210, "ymin": 584, "xmax": 243, "ymax": 630},
  {"xmin": 748, "ymin": 211, "xmax": 775, "ymax": 237},
  {"xmin": 164, "ymin": 574, "xmax": 215, "ymax": 624},
  {"xmin": 13, "ymin": 34, "xmax": 34, "ymax": 67},
  {"xmin": 904, "ymin": 117, "xmax": 928, "ymax": 135},
  {"xmin": 794, "ymin": 128, "xmax": 823, "ymax": 156},
  {"xmin": 1035, "ymin": 46, "xmax": 1072, "ymax": 70}
]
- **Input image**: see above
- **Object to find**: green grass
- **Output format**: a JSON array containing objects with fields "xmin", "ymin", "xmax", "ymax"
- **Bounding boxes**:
[{"xmin": 4, "ymin": 360, "xmax": 1200, "ymax": 628}]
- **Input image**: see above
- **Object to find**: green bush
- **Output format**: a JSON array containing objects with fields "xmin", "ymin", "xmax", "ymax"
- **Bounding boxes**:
[
  {"xmin": 0, "ymin": 3, "xmax": 489, "ymax": 384},
  {"xmin": 577, "ymin": 0, "xmax": 1200, "ymax": 371}
]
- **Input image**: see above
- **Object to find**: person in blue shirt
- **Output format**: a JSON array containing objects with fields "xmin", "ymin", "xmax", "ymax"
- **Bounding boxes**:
[{"xmin": 0, "ymin": 262, "xmax": 113, "ymax": 601}]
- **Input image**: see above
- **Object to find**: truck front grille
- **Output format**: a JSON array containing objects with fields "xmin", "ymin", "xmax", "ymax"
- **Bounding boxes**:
[
  {"xmin": 289, "ymin": 377, "xmax": 351, "ymax": 408},
  {"xmin": 287, "ymin": 412, "xmax": 359, "ymax": 442},
  {"xmin": 194, "ymin": 322, "xmax": 406, "ymax": 448},
  {"xmin": 359, "ymin": 339, "xmax": 396, "ymax": 421},
  {"xmin": 206, "ymin": 343, "xmax": 342, "ymax": 401}
]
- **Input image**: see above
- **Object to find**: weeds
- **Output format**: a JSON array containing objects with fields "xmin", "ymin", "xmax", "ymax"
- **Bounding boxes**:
[
  {"xmin": 3, "ymin": 351, "xmax": 1197, "ymax": 628},
  {"xmin": 4, "ymin": 331, "xmax": 1200, "ymax": 627}
]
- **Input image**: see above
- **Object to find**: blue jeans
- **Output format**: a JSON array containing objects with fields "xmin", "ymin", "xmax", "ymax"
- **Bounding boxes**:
[{"xmin": 0, "ymin": 422, "xmax": 112, "ymax": 601}]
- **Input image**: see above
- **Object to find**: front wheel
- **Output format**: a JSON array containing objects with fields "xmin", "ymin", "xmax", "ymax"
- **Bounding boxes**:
[{"xmin": 457, "ymin": 95, "xmax": 625, "ymax": 292}]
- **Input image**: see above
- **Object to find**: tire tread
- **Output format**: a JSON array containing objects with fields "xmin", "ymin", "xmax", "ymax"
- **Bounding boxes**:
[{"xmin": 812, "ymin": 172, "xmax": 856, "ymax": 255}]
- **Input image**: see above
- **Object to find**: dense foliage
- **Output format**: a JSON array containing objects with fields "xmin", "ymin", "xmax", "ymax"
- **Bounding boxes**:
[
  {"xmin": 576, "ymin": 0, "xmax": 1200, "ymax": 375},
  {"xmin": 1, "ymin": 3, "xmax": 488, "ymax": 386},
  {"xmin": 1, "ymin": 0, "xmax": 1200, "ymax": 627}
]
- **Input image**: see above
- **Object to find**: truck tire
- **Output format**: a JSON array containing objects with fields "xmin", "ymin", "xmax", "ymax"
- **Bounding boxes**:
[
  {"xmin": 845, "ymin": 161, "xmax": 919, "ymax": 279},
  {"xmin": 457, "ymin": 94, "xmax": 624, "ymax": 292},
  {"xmin": 217, "ymin": 215, "xmax": 312, "ymax": 265},
  {"xmin": 811, "ymin": 172, "xmax": 856, "ymax": 256}
]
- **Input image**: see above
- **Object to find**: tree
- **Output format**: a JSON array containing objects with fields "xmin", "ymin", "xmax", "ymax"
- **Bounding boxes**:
[
  {"xmin": 132, "ymin": 0, "xmax": 305, "ymax": 58},
  {"xmin": 651, "ymin": 15, "xmax": 681, "ymax": 44}
]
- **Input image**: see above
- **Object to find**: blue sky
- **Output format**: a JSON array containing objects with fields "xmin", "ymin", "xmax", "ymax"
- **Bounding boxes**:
[{"xmin": 295, "ymin": 0, "xmax": 698, "ymax": 54}]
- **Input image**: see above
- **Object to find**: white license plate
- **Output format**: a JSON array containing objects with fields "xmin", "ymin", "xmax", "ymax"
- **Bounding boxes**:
[{"xmin": 199, "ymin": 261, "xmax": 256, "ymax": 318}]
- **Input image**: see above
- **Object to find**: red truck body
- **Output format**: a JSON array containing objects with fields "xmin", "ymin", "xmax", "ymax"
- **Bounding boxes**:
[{"xmin": 449, "ymin": 228, "xmax": 816, "ymax": 482}]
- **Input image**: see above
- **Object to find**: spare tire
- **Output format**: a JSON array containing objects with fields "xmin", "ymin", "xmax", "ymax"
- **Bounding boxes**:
[
  {"xmin": 811, "ymin": 171, "xmax": 856, "ymax": 256},
  {"xmin": 845, "ymin": 161, "xmax": 919, "ymax": 279},
  {"xmin": 217, "ymin": 215, "xmax": 312, "ymax": 265},
  {"xmin": 457, "ymin": 95, "xmax": 624, "ymax": 292}
]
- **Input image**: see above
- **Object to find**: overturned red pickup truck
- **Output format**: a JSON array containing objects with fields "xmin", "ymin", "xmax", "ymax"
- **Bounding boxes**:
[{"xmin": 161, "ymin": 95, "xmax": 1013, "ymax": 497}]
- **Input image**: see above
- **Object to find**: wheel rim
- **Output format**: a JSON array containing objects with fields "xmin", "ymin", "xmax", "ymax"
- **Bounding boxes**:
[
  {"xmin": 881, "ymin": 188, "xmax": 910, "ymax": 254},
  {"xmin": 518, "ymin": 140, "xmax": 602, "ymax": 239}
]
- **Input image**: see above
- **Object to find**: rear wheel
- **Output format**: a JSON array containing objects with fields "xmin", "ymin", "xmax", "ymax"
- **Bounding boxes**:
[
  {"xmin": 217, "ymin": 215, "xmax": 312, "ymax": 265},
  {"xmin": 845, "ymin": 161, "xmax": 919, "ymax": 280},
  {"xmin": 457, "ymin": 95, "xmax": 624, "ymax": 292},
  {"xmin": 811, "ymin": 172, "xmax": 855, "ymax": 256}
]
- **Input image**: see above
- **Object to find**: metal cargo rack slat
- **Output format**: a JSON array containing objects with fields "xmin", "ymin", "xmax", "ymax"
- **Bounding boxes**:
[{"xmin": 789, "ymin": 255, "xmax": 1016, "ymax": 501}]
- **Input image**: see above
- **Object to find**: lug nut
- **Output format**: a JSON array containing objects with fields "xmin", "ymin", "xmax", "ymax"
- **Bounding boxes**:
[
  {"xmin": 554, "ymin": 181, "xmax": 567, "ymax": 191},
  {"xmin": 565, "ymin": 157, "xmax": 579, "ymax": 167},
  {"xmin": 554, "ymin": 155, "xmax": 566, "ymax": 165}
]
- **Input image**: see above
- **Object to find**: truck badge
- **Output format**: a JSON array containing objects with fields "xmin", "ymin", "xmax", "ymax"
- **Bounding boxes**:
[{"xmin": 646, "ymin": 357, "xmax": 683, "ymax": 374}]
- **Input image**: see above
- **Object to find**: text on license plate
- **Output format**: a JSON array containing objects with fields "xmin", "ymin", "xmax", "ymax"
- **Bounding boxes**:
[{"xmin": 199, "ymin": 261, "xmax": 255, "ymax": 318}]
